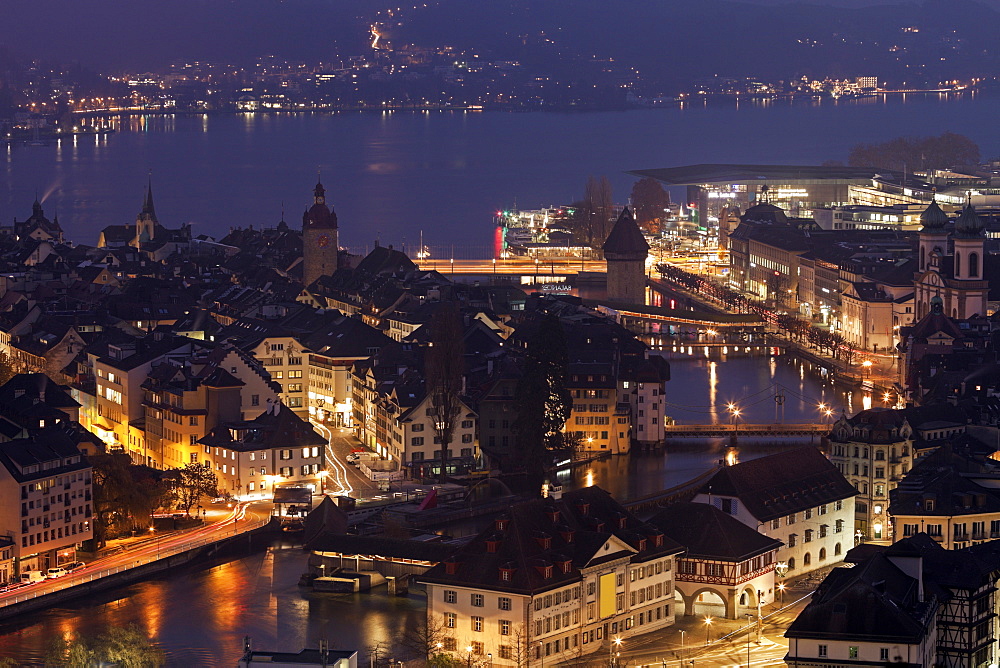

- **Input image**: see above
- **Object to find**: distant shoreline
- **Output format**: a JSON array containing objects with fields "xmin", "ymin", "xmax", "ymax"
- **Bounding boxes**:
[{"xmin": 65, "ymin": 88, "xmax": 980, "ymax": 121}]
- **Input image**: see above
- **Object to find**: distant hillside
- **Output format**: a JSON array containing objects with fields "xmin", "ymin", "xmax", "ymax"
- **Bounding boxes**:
[
  {"xmin": 2, "ymin": 0, "xmax": 1000, "ymax": 90},
  {"xmin": 385, "ymin": 0, "xmax": 1000, "ymax": 91}
]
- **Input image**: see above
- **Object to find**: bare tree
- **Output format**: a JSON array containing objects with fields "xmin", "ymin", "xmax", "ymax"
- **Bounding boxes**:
[
  {"xmin": 400, "ymin": 613, "xmax": 450, "ymax": 663},
  {"xmin": 425, "ymin": 303, "xmax": 465, "ymax": 482}
]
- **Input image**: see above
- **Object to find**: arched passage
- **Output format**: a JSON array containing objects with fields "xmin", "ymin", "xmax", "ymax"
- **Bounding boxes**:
[{"xmin": 678, "ymin": 586, "xmax": 733, "ymax": 619}]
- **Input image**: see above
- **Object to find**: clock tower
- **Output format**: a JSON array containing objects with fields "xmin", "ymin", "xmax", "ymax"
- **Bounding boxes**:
[{"xmin": 302, "ymin": 179, "xmax": 339, "ymax": 286}]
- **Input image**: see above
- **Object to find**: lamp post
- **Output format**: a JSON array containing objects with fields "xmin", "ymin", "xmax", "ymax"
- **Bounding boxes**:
[
  {"xmin": 777, "ymin": 582, "xmax": 786, "ymax": 606},
  {"xmin": 465, "ymin": 646, "xmax": 473, "ymax": 668},
  {"xmin": 745, "ymin": 614, "xmax": 755, "ymax": 667},
  {"xmin": 609, "ymin": 636, "xmax": 622, "ymax": 668},
  {"xmin": 704, "ymin": 616, "xmax": 713, "ymax": 644}
]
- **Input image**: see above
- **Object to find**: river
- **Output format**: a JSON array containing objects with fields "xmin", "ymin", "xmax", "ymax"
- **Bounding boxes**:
[{"xmin": 3, "ymin": 93, "xmax": 1000, "ymax": 255}]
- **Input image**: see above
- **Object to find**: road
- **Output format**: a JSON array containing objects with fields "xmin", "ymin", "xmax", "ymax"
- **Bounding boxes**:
[
  {"xmin": 610, "ymin": 592, "xmax": 813, "ymax": 668},
  {"xmin": 0, "ymin": 502, "xmax": 267, "ymax": 608},
  {"xmin": 312, "ymin": 422, "xmax": 380, "ymax": 499}
]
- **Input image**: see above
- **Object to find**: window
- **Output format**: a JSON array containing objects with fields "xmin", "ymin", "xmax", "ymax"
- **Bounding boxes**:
[
  {"xmin": 471, "ymin": 593, "xmax": 484, "ymax": 607},
  {"xmin": 411, "ymin": 437, "xmax": 424, "ymax": 446},
  {"xmin": 471, "ymin": 642, "xmax": 483, "ymax": 655},
  {"xmin": 443, "ymin": 638, "xmax": 456, "ymax": 652},
  {"xmin": 818, "ymin": 645, "xmax": 827, "ymax": 658},
  {"xmin": 189, "ymin": 416, "xmax": 199, "ymax": 426},
  {"xmin": 472, "ymin": 616, "xmax": 483, "ymax": 632},
  {"xmin": 498, "ymin": 647, "xmax": 512, "ymax": 660},
  {"xmin": 279, "ymin": 449, "xmax": 292, "ymax": 460},
  {"xmin": 771, "ymin": 519, "xmax": 780, "ymax": 530},
  {"xmin": 288, "ymin": 370, "xmax": 303, "ymax": 379},
  {"xmin": 445, "ymin": 612, "xmax": 456, "ymax": 628},
  {"xmin": 804, "ymin": 529, "xmax": 813, "ymax": 543},
  {"xmin": 499, "ymin": 597, "xmax": 511, "ymax": 610},
  {"xmin": 412, "ymin": 423, "xmax": 424, "ymax": 432},
  {"xmin": 786, "ymin": 513, "xmax": 796, "ymax": 525},
  {"xmin": 444, "ymin": 590, "xmax": 456, "ymax": 603},
  {"xmin": 500, "ymin": 619, "xmax": 511, "ymax": 635},
  {"xmin": 849, "ymin": 646, "xmax": 858, "ymax": 658},
  {"xmin": 251, "ymin": 395, "xmax": 260, "ymax": 406},
  {"xmin": 788, "ymin": 534, "xmax": 797, "ymax": 547},
  {"xmin": 835, "ymin": 519, "xmax": 844, "ymax": 533},
  {"xmin": 880, "ymin": 648, "xmax": 889, "ymax": 661}
]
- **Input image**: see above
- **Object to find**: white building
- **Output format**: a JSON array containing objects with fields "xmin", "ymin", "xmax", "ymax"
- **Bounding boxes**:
[{"xmin": 693, "ymin": 447, "xmax": 857, "ymax": 575}]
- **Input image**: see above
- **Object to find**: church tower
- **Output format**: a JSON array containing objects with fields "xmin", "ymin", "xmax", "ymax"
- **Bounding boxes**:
[
  {"xmin": 302, "ymin": 179, "xmax": 339, "ymax": 287},
  {"xmin": 133, "ymin": 178, "xmax": 158, "ymax": 248},
  {"xmin": 917, "ymin": 199, "xmax": 948, "ymax": 273},
  {"xmin": 602, "ymin": 208, "xmax": 649, "ymax": 304},
  {"xmin": 951, "ymin": 201, "xmax": 987, "ymax": 317}
]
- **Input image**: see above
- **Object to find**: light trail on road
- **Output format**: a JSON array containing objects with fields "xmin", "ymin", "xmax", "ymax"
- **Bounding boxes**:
[{"xmin": 312, "ymin": 420, "xmax": 354, "ymax": 497}]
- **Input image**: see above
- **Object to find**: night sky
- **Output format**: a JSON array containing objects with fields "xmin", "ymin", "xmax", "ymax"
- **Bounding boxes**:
[{"xmin": 5, "ymin": 0, "xmax": 1000, "ymax": 71}]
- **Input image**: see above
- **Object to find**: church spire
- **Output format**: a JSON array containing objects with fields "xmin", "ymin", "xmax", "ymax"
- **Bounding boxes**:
[{"xmin": 141, "ymin": 173, "xmax": 158, "ymax": 222}]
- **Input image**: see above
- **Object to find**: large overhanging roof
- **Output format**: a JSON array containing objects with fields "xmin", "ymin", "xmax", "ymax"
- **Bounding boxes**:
[{"xmin": 628, "ymin": 163, "xmax": 901, "ymax": 186}]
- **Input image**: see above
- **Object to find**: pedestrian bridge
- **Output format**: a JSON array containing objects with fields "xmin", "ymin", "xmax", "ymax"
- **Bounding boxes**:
[{"xmin": 663, "ymin": 423, "xmax": 830, "ymax": 437}]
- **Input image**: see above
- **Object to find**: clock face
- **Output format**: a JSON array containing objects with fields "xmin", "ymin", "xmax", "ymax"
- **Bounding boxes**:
[{"xmin": 317, "ymin": 234, "xmax": 330, "ymax": 248}]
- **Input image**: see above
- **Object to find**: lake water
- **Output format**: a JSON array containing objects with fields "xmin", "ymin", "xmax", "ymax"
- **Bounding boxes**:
[{"xmin": 2, "ymin": 93, "xmax": 999, "ymax": 255}]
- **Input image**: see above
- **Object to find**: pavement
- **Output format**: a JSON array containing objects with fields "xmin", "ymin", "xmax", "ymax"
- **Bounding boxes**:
[{"xmin": 604, "ymin": 563, "xmax": 843, "ymax": 668}]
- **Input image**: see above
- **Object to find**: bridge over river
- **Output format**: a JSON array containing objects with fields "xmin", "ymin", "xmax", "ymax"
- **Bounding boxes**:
[{"xmin": 663, "ymin": 423, "xmax": 830, "ymax": 437}]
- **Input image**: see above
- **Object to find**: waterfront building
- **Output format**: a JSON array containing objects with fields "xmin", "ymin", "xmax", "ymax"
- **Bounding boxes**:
[
  {"xmin": 838, "ymin": 259, "xmax": 915, "ymax": 354},
  {"xmin": 602, "ymin": 208, "xmax": 648, "ymax": 306},
  {"xmin": 0, "ymin": 427, "xmax": 93, "ymax": 575},
  {"xmin": 786, "ymin": 534, "xmax": 1000, "ymax": 668},
  {"xmin": 239, "ymin": 646, "xmax": 357, "ymax": 668},
  {"xmin": 649, "ymin": 502, "xmax": 782, "ymax": 620},
  {"xmin": 419, "ymin": 487, "xmax": 682, "ymax": 667},
  {"xmin": 301, "ymin": 179, "xmax": 340, "ymax": 287},
  {"xmin": 198, "ymin": 400, "xmax": 326, "ymax": 497},
  {"xmin": 827, "ymin": 405, "xmax": 967, "ymax": 542},
  {"xmin": 890, "ymin": 441, "xmax": 1000, "ymax": 550},
  {"xmin": 693, "ymin": 447, "xmax": 857, "ymax": 575}
]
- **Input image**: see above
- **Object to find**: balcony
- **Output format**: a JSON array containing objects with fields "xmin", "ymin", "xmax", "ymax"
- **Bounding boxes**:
[
  {"xmin": 972, "ymin": 532, "xmax": 987, "ymax": 541},
  {"xmin": 929, "ymin": 534, "xmax": 945, "ymax": 542}
]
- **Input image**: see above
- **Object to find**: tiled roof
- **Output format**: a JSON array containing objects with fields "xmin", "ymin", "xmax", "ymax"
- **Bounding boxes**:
[
  {"xmin": 419, "ymin": 486, "xmax": 682, "ymax": 595},
  {"xmin": 649, "ymin": 502, "xmax": 782, "ymax": 562},
  {"xmin": 602, "ymin": 208, "xmax": 649, "ymax": 256},
  {"xmin": 696, "ymin": 447, "xmax": 857, "ymax": 521}
]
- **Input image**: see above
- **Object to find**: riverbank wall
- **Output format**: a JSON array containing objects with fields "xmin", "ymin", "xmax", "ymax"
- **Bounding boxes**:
[{"xmin": 0, "ymin": 518, "xmax": 280, "ymax": 622}]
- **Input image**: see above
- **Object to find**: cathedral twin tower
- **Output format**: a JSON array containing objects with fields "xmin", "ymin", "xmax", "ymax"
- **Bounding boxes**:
[{"xmin": 301, "ymin": 180, "xmax": 340, "ymax": 286}]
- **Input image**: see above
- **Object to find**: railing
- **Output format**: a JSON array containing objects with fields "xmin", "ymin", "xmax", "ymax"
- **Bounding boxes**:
[{"xmin": 0, "ymin": 514, "xmax": 269, "ymax": 609}]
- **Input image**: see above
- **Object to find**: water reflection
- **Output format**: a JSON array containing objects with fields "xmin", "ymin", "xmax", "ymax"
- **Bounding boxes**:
[{"xmin": 0, "ymin": 544, "xmax": 424, "ymax": 666}]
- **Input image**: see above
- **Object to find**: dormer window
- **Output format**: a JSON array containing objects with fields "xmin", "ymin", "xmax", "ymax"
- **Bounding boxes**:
[
  {"xmin": 638, "ymin": 538, "xmax": 647, "ymax": 551},
  {"xmin": 444, "ymin": 559, "xmax": 460, "ymax": 575},
  {"xmin": 485, "ymin": 538, "xmax": 502, "ymax": 554},
  {"xmin": 495, "ymin": 518, "xmax": 509, "ymax": 532},
  {"xmin": 545, "ymin": 509, "xmax": 560, "ymax": 523},
  {"xmin": 560, "ymin": 560, "xmax": 573, "ymax": 574}
]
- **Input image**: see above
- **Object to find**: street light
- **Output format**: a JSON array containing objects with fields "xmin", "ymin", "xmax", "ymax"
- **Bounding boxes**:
[
  {"xmin": 745, "ymin": 614, "xmax": 755, "ymax": 667},
  {"xmin": 465, "ymin": 645, "xmax": 473, "ymax": 668},
  {"xmin": 610, "ymin": 636, "xmax": 622, "ymax": 667},
  {"xmin": 704, "ymin": 616, "xmax": 713, "ymax": 644},
  {"xmin": 777, "ymin": 582, "xmax": 786, "ymax": 605}
]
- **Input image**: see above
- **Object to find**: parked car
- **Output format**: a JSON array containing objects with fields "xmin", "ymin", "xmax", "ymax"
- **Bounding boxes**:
[
  {"xmin": 45, "ymin": 566, "xmax": 68, "ymax": 579},
  {"xmin": 19, "ymin": 571, "xmax": 45, "ymax": 584},
  {"xmin": 62, "ymin": 561, "xmax": 85, "ymax": 573}
]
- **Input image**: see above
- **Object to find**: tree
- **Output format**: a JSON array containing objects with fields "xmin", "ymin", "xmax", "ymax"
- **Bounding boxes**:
[
  {"xmin": 848, "ymin": 132, "xmax": 980, "ymax": 172},
  {"xmin": 164, "ymin": 462, "xmax": 218, "ymax": 516},
  {"xmin": 90, "ymin": 454, "xmax": 170, "ymax": 548},
  {"xmin": 45, "ymin": 625, "xmax": 164, "ymax": 667},
  {"xmin": 399, "ymin": 613, "xmax": 450, "ymax": 662},
  {"xmin": 425, "ymin": 302, "xmax": 466, "ymax": 482},
  {"xmin": 630, "ymin": 177, "xmax": 670, "ymax": 234},
  {"xmin": 513, "ymin": 313, "xmax": 574, "ymax": 492}
]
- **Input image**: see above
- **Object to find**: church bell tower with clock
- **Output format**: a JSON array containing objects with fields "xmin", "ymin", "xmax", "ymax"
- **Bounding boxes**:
[{"xmin": 302, "ymin": 179, "xmax": 339, "ymax": 286}]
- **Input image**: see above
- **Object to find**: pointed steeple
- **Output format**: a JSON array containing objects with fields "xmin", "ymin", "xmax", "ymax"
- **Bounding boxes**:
[{"xmin": 142, "ymin": 174, "xmax": 158, "ymax": 222}]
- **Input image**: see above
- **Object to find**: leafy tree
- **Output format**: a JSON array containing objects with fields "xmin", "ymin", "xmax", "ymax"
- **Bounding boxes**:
[
  {"xmin": 848, "ymin": 132, "xmax": 980, "ymax": 171},
  {"xmin": 90, "ymin": 454, "xmax": 170, "ymax": 547},
  {"xmin": 425, "ymin": 302, "xmax": 466, "ymax": 482},
  {"xmin": 164, "ymin": 462, "xmax": 218, "ymax": 516},
  {"xmin": 514, "ymin": 313, "xmax": 574, "ymax": 492},
  {"xmin": 45, "ymin": 625, "xmax": 164, "ymax": 667},
  {"xmin": 630, "ymin": 177, "xmax": 670, "ymax": 234}
]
